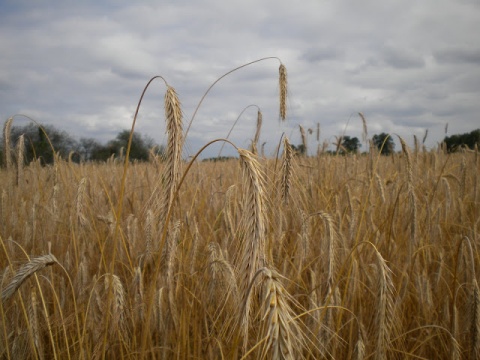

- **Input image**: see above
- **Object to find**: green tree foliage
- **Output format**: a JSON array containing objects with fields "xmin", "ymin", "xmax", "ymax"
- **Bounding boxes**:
[
  {"xmin": 10, "ymin": 123, "xmax": 78, "ymax": 164},
  {"xmin": 340, "ymin": 136, "xmax": 361, "ymax": 154},
  {"xmin": 4, "ymin": 122, "xmax": 163, "ymax": 164},
  {"xmin": 290, "ymin": 144, "xmax": 306, "ymax": 155},
  {"xmin": 372, "ymin": 133, "xmax": 395, "ymax": 155},
  {"xmin": 443, "ymin": 129, "xmax": 480, "ymax": 152},
  {"xmin": 87, "ymin": 130, "xmax": 164, "ymax": 162}
]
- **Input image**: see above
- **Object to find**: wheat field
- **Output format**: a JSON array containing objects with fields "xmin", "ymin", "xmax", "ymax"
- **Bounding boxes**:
[{"xmin": 1, "ymin": 63, "xmax": 479, "ymax": 359}]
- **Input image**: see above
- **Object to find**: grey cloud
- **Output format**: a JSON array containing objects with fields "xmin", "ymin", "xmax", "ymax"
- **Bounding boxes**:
[
  {"xmin": 300, "ymin": 47, "xmax": 344, "ymax": 63},
  {"xmin": 382, "ymin": 46, "xmax": 425, "ymax": 69},
  {"xmin": 434, "ymin": 47, "xmax": 480, "ymax": 65}
]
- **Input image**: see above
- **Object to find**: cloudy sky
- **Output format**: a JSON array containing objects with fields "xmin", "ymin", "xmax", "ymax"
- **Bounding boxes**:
[{"xmin": 1, "ymin": 0, "xmax": 479, "ymax": 158}]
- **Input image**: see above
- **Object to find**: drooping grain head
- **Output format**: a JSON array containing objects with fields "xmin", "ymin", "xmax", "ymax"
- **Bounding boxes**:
[{"xmin": 1, "ymin": 254, "xmax": 58, "ymax": 302}]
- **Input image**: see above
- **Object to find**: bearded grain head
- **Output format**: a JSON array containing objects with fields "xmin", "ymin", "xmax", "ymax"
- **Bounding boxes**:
[
  {"xmin": 2, "ymin": 254, "xmax": 58, "ymax": 302},
  {"xmin": 3, "ymin": 117, "xmax": 13, "ymax": 169},
  {"xmin": 164, "ymin": 85, "xmax": 183, "ymax": 204},
  {"xmin": 279, "ymin": 64, "xmax": 287, "ymax": 121}
]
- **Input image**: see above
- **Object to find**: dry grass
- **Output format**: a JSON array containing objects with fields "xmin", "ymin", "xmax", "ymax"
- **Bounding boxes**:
[{"xmin": 0, "ymin": 63, "xmax": 479, "ymax": 359}]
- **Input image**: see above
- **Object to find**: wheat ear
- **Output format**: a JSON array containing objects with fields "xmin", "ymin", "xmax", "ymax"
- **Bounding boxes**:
[
  {"xmin": 28, "ymin": 287, "xmax": 44, "ymax": 360},
  {"xmin": 470, "ymin": 279, "xmax": 480, "ymax": 359},
  {"xmin": 238, "ymin": 149, "xmax": 267, "ymax": 290},
  {"xmin": 3, "ymin": 117, "xmax": 13, "ymax": 169},
  {"xmin": 1, "ymin": 254, "xmax": 58, "ymax": 302},
  {"xmin": 299, "ymin": 125, "xmax": 307, "ymax": 155},
  {"xmin": 373, "ymin": 250, "xmax": 395, "ymax": 360},
  {"xmin": 398, "ymin": 136, "xmax": 417, "ymax": 261},
  {"xmin": 251, "ymin": 110, "xmax": 263, "ymax": 155},
  {"xmin": 281, "ymin": 137, "xmax": 293, "ymax": 205},
  {"xmin": 237, "ymin": 149, "xmax": 268, "ymax": 350},
  {"xmin": 75, "ymin": 177, "xmax": 88, "ymax": 228},
  {"xmin": 16, "ymin": 134, "xmax": 25, "ymax": 186},
  {"xmin": 258, "ymin": 268, "xmax": 300, "ymax": 360},
  {"xmin": 279, "ymin": 64, "xmax": 287, "ymax": 121},
  {"xmin": 359, "ymin": 112, "xmax": 368, "ymax": 143},
  {"xmin": 132, "ymin": 266, "xmax": 144, "ymax": 325},
  {"xmin": 161, "ymin": 85, "xmax": 183, "ymax": 215}
]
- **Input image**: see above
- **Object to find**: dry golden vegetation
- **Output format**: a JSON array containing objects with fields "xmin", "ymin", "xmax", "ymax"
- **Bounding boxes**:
[{"xmin": 1, "ymin": 61, "xmax": 479, "ymax": 359}]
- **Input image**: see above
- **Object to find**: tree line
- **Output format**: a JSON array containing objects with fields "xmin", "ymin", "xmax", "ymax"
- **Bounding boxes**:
[
  {"xmin": 293, "ymin": 129, "xmax": 479, "ymax": 156},
  {"xmin": 1, "ymin": 122, "xmax": 165, "ymax": 166},
  {"xmin": 1, "ymin": 122, "xmax": 479, "ymax": 166}
]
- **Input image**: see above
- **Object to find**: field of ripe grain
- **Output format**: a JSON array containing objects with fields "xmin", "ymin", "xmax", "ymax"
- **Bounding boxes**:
[
  {"xmin": 1, "ymin": 144, "xmax": 478, "ymax": 359},
  {"xmin": 1, "ymin": 61, "xmax": 479, "ymax": 359}
]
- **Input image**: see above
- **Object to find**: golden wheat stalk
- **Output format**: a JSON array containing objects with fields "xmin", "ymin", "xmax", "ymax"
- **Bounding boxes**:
[
  {"xmin": 373, "ymin": 251, "xmax": 395, "ymax": 360},
  {"xmin": 279, "ymin": 64, "xmax": 287, "ymax": 121},
  {"xmin": 1, "ymin": 254, "xmax": 58, "ymax": 302},
  {"xmin": 16, "ymin": 134, "xmax": 25, "ymax": 186},
  {"xmin": 143, "ymin": 209, "xmax": 154, "ymax": 267},
  {"xmin": 104, "ymin": 273, "xmax": 126, "ymax": 338},
  {"xmin": 132, "ymin": 266, "xmax": 144, "ymax": 325},
  {"xmin": 281, "ymin": 137, "xmax": 293, "ymax": 205},
  {"xmin": 207, "ymin": 241, "xmax": 239, "ymax": 321},
  {"xmin": 3, "ymin": 117, "xmax": 13, "ymax": 170},
  {"xmin": 359, "ymin": 112, "xmax": 368, "ymax": 143},
  {"xmin": 252, "ymin": 110, "xmax": 263, "ymax": 156},
  {"xmin": 162, "ymin": 85, "xmax": 183, "ymax": 212},
  {"xmin": 237, "ymin": 148, "xmax": 268, "ymax": 350},
  {"xmin": 470, "ymin": 279, "xmax": 480, "ymax": 359},
  {"xmin": 299, "ymin": 125, "xmax": 307, "ymax": 155},
  {"xmin": 166, "ymin": 220, "xmax": 180, "ymax": 332},
  {"xmin": 257, "ymin": 267, "xmax": 303, "ymax": 360},
  {"xmin": 238, "ymin": 149, "xmax": 268, "ymax": 289},
  {"xmin": 75, "ymin": 177, "xmax": 88, "ymax": 228},
  {"xmin": 28, "ymin": 287, "xmax": 44, "ymax": 360},
  {"xmin": 398, "ymin": 136, "xmax": 417, "ymax": 260}
]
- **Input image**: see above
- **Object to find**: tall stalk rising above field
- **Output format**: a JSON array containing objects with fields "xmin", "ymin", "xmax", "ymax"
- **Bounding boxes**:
[
  {"xmin": 237, "ymin": 148, "xmax": 268, "ymax": 350},
  {"xmin": 279, "ymin": 64, "xmax": 287, "ymax": 121},
  {"xmin": 281, "ymin": 136, "xmax": 293, "ymax": 205},
  {"xmin": 2, "ymin": 117, "xmax": 12, "ymax": 170},
  {"xmin": 159, "ymin": 86, "xmax": 183, "ymax": 229}
]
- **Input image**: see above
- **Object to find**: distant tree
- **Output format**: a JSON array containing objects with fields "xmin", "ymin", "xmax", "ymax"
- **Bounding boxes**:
[
  {"xmin": 340, "ymin": 136, "xmax": 361, "ymax": 154},
  {"xmin": 290, "ymin": 144, "xmax": 306, "ymax": 156},
  {"xmin": 372, "ymin": 133, "xmax": 395, "ymax": 155},
  {"xmin": 79, "ymin": 137, "xmax": 102, "ymax": 161},
  {"xmin": 202, "ymin": 156, "xmax": 236, "ymax": 162},
  {"xmin": 443, "ymin": 129, "xmax": 480, "ymax": 152},
  {"xmin": 10, "ymin": 123, "xmax": 78, "ymax": 164},
  {"xmin": 94, "ymin": 130, "xmax": 160, "ymax": 162}
]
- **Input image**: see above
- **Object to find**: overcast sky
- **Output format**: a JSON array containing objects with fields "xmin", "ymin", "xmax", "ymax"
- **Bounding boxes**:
[{"xmin": 1, "ymin": 0, "xmax": 479, "ymax": 158}]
